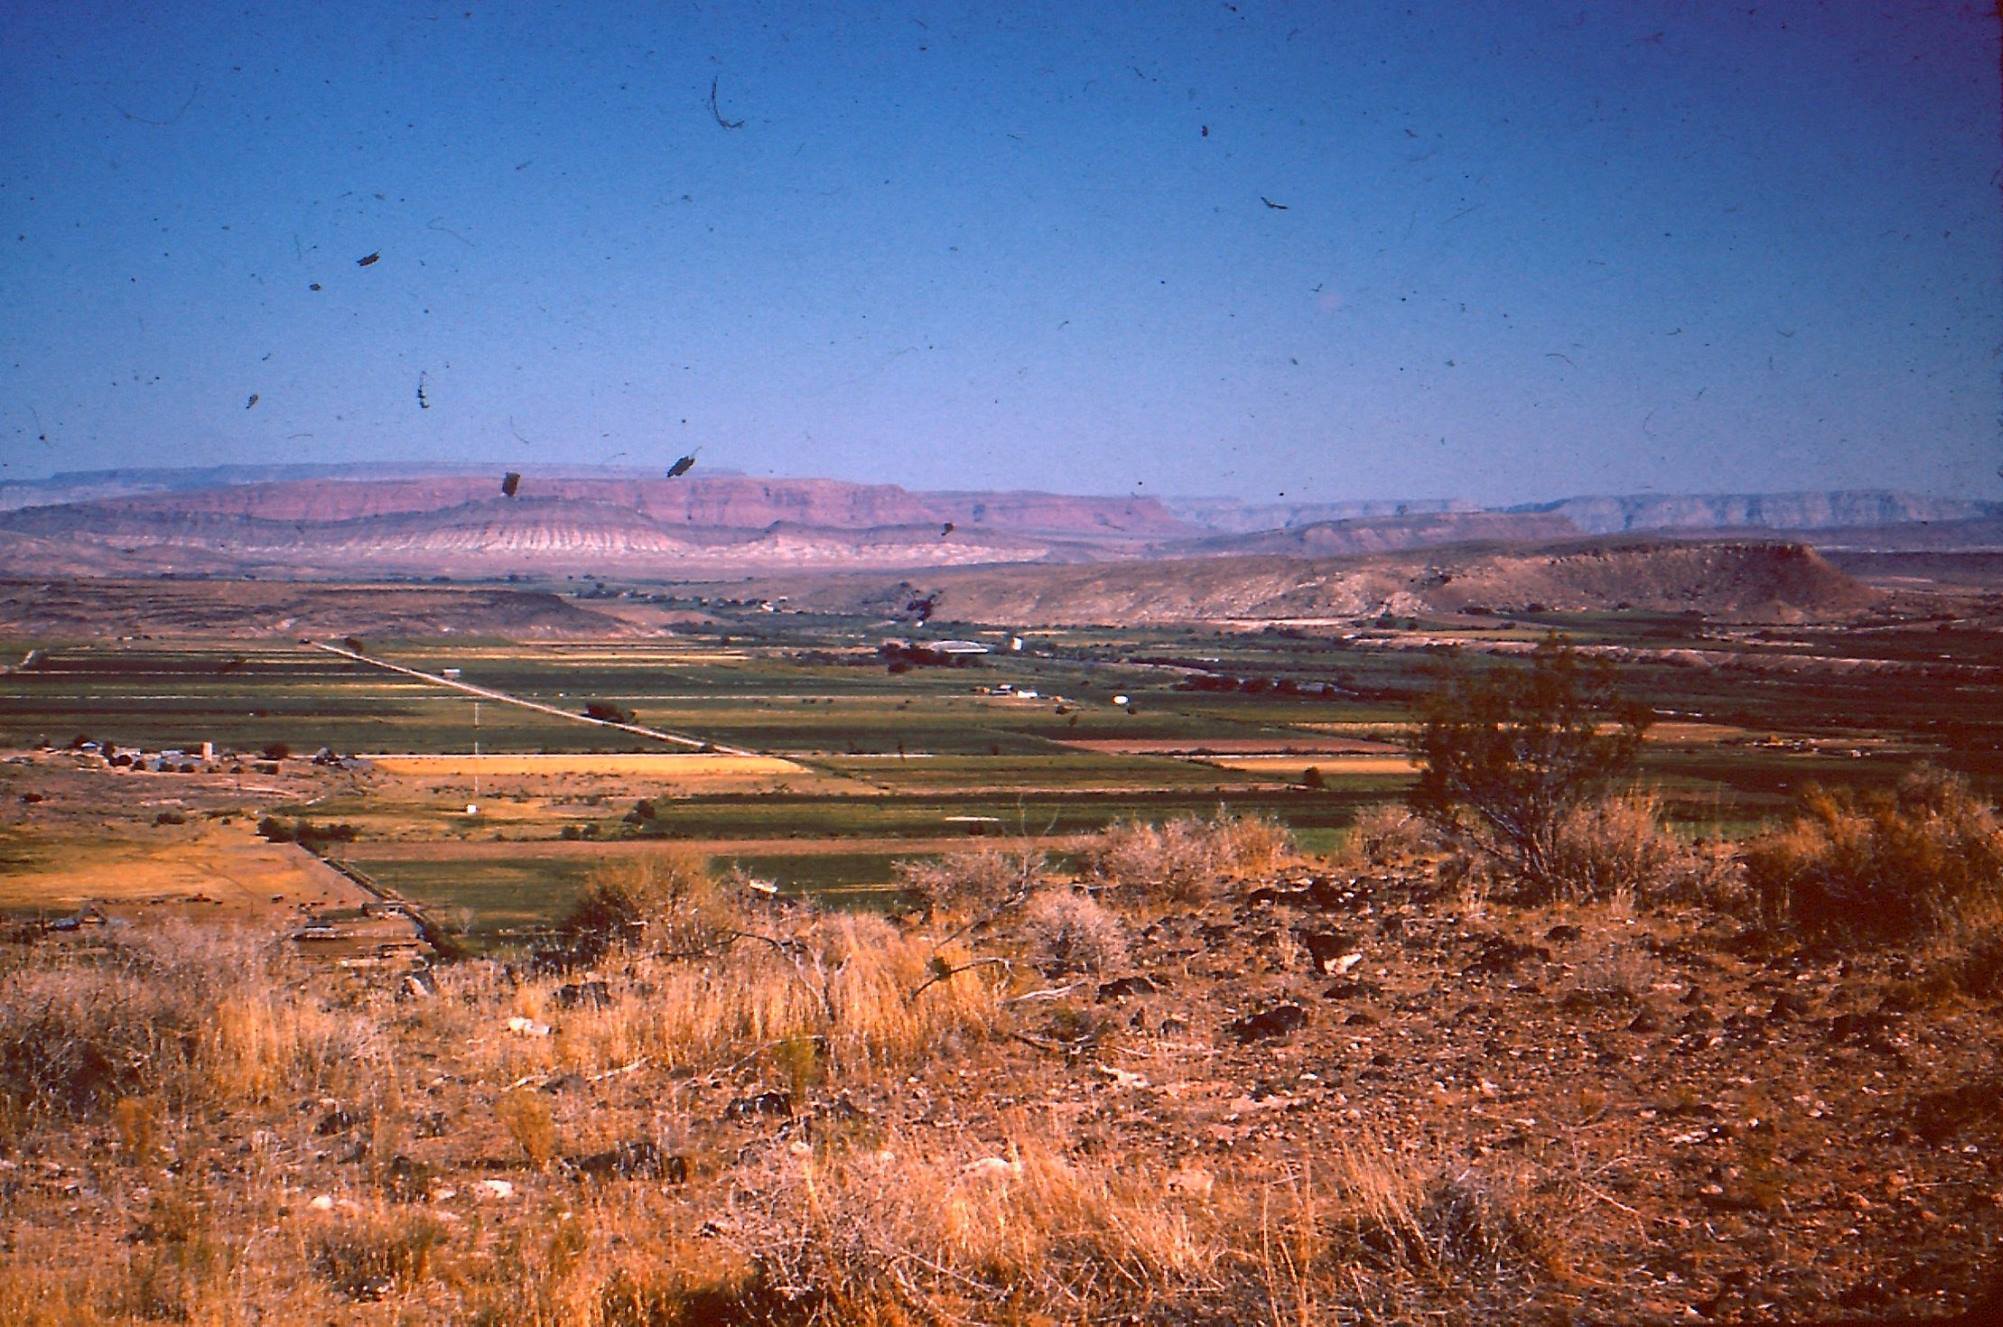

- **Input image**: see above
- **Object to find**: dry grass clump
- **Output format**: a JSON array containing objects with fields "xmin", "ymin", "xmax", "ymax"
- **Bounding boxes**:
[
  {"xmin": 553, "ymin": 912, "xmax": 1003, "ymax": 1079},
  {"xmin": 1744, "ymin": 765, "xmax": 2003, "ymax": 944},
  {"xmin": 1545, "ymin": 791, "xmax": 1686, "ymax": 904},
  {"xmin": 1256, "ymin": 1144, "xmax": 1560, "ymax": 1322},
  {"xmin": 0, "ymin": 925, "xmax": 367, "ymax": 1128},
  {"xmin": 310, "ymin": 1204, "xmax": 449, "ymax": 1303},
  {"xmin": 1020, "ymin": 888, "xmax": 1129, "ymax": 974},
  {"xmin": 1561, "ymin": 939, "xmax": 1653, "ymax": 1008},
  {"xmin": 890, "ymin": 844, "xmax": 1048, "ymax": 918},
  {"xmin": 561, "ymin": 849, "xmax": 736, "ymax": 962},
  {"xmin": 1343, "ymin": 803, "xmax": 1437, "ymax": 866},
  {"xmin": 720, "ymin": 1127, "xmax": 1220, "ymax": 1320},
  {"xmin": 497, "ymin": 1086, "xmax": 560, "ymax": 1169},
  {"xmin": 1085, "ymin": 810, "xmax": 1295, "ymax": 906}
]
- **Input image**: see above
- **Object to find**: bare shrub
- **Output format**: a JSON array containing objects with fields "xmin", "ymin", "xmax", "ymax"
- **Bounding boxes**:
[
  {"xmin": 561, "ymin": 849, "xmax": 733, "ymax": 961},
  {"xmin": 1020, "ymin": 889, "xmax": 1129, "ymax": 974},
  {"xmin": 891, "ymin": 844, "xmax": 1048, "ymax": 918},
  {"xmin": 1408, "ymin": 639, "xmax": 1651, "ymax": 899},
  {"xmin": 1345, "ymin": 804, "xmax": 1435, "ymax": 866},
  {"xmin": 1086, "ymin": 811, "xmax": 1295, "ymax": 907},
  {"xmin": 1545, "ymin": 791, "xmax": 1684, "ymax": 904},
  {"xmin": 1743, "ymin": 765, "xmax": 2003, "ymax": 943}
]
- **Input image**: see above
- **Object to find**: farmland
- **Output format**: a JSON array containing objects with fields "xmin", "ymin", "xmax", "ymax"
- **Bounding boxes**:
[{"xmin": 5, "ymin": 599, "xmax": 1997, "ymax": 945}]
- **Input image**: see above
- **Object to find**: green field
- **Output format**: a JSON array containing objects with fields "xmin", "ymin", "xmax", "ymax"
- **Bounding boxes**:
[{"xmin": 8, "ymin": 604, "xmax": 1998, "ymax": 947}]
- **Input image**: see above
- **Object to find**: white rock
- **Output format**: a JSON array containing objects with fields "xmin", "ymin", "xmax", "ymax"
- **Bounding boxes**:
[
  {"xmin": 307, "ymin": 1194, "xmax": 334, "ymax": 1212},
  {"xmin": 961, "ymin": 1156, "xmax": 1022, "ymax": 1181},
  {"xmin": 476, "ymin": 1179, "xmax": 515, "ymax": 1201},
  {"xmin": 505, "ymin": 1016, "xmax": 551, "ymax": 1037},
  {"xmin": 1333, "ymin": 953, "xmax": 1364, "ymax": 975}
]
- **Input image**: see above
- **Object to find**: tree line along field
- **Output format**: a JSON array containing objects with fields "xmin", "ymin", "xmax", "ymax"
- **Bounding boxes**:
[{"xmin": 3, "ymin": 608, "xmax": 1996, "ymax": 941}]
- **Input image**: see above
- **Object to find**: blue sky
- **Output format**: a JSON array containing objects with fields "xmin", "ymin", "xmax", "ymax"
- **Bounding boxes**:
[{"xmin": 1, "ymin": 0, "xmax": 1997, "ymax": 504}]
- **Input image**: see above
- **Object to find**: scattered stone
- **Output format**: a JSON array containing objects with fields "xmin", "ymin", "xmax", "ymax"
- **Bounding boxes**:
[
  {"xmin": 1096, "ymin": 1064, "xmax": 1150, "ymax": 1090},
  {"xmin": 724, "ymin": 1090, "xmax": 794, "ymax": 1119},
  {"xmin": 1097, "ymin": 975, "xmax": 1159, "ymax": 1000},
  {"xmin": 384, "ymin": 1154, "xmax": 435, "ymax": 1202},
  {"xmin": 1225, "ymin": 1003, "xmax": 1308, "ymax": 1043},
  {"xmin": 573, "ymin": 1141, "xmax": 686, "ymax": 1182},
  {"xmin": 314, "ymin": 1106, "xmax": 357, "ymax": 1136},
  {"xmin": 1767, "ymin": 990, "xmax": 1814, "ymax": 1022},
  {"xmin": 553, "ymin": 981, "xmax": 612, "ymax": 1010},
  {"xmin": 1628, "ymin": 1009, "xmax": 1663, "ymax": 1034}
]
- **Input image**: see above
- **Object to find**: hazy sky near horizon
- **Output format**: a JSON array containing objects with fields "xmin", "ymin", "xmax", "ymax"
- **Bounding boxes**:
[{"xmin": 1, "ymin": 1, "xmax": 1997, "ymax": 505}]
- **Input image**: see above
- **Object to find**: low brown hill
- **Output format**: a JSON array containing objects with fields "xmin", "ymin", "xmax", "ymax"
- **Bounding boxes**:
[
  {"xmin": 748, "ymin": 539, "xmax": 1880, "ymax": 626},
  {"xmin": 0, "ymin": 579, "xmax": 628, "ymax": 639}
]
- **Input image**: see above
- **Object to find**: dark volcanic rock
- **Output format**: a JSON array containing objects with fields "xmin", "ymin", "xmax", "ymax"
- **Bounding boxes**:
[
  {"xmin": 1297, "ymin": 930, "xmax": 1358, "ymax": 974},
  {"xmin": 1225, "ymin": 1003, "xmax": 1308, "ymax": 1043},
  {"xmin": 1097, "ymin": 975, "xmax": 1160, "ymax": 1000},
  {"xmin": 724, "ymin": 1090, "xmax": 794, "ymax": 1120},
  {"xmin": 573, "ymin": 1140, "xmax": 685, "ymax": 1182},
  {"xmin": 553, "ymin": 981, "xmax": 612, "ymax": 1010}
]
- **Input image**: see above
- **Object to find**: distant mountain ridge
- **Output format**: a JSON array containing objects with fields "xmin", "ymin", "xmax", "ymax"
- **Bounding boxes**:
[
  {"xmin": 1504, "ymin": 490, "xmax": 2003, "ymax": 535},
  {"xmin": 0, "ymin": 464, "xmax": 1995, "ymax": 580}
]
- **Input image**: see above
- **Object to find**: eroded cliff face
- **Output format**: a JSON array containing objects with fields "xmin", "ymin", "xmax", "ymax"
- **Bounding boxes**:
[{"xmin": 74, "ymin": 475, "xmax": 1196, "ymax": 537}]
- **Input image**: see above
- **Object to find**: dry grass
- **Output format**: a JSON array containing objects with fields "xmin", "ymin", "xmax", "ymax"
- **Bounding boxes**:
[
  {"xmin": 889, "ymin": 843, "xmax": 1048, "ymax": 918},
  {"xmin": 560, "ymin": 848, "xmax": 737, "ymax": 962},
  {"xmin": 546, "ymin": 912, "xmax": 1004, "ymax": 1080},
  {"xmin": 1342, "ymin": 804, "xmax": 1436, "ymax": 867},
  {"xmin": 1084, "ymin": 810, "xmax": 1296, "ymax": 907},
  {"xmin": 0, "ymin": 925, "xmax": 369, "ymax": 1129},
  {"xmin": 1545, "ymin": 791, "xmax": 1685, "ymax": 905},
  {"xmin": 1019, "ymin": 887, "xmax": 1129, "ymax": 974},
  {"xmin": 717, "ymin": 1124, "xmax": 1225, "ymax": 1319},
  {"xmin": 1744, "ymin": 765, "xmax": 2003, "ymax": 943}
]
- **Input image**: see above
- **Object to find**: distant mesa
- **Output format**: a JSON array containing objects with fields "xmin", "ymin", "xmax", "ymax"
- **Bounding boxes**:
[{"xmin": 0, "ymin": 465, "xmax": 1991, "ymax": 592}]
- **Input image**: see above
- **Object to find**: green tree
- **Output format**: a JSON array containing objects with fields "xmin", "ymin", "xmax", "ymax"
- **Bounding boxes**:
[{"xmin": 1407, "ymin": 638, "xmax": 1651, "ymax": 896}]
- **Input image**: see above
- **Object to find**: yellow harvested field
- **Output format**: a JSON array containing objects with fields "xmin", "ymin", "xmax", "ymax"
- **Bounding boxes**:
[
  {"xmin": 367, "ymin": 752, "xmax": 804, "ymax": 777},
  {"xmin": 1646, "ymin": 722, "xmax": 1753, "ymax": 743}
]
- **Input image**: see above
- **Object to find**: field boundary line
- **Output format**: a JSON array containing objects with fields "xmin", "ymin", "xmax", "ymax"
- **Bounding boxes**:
[{"xmin": 305, "ymin": 639, "xmax": 777, "ymax": 761}]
